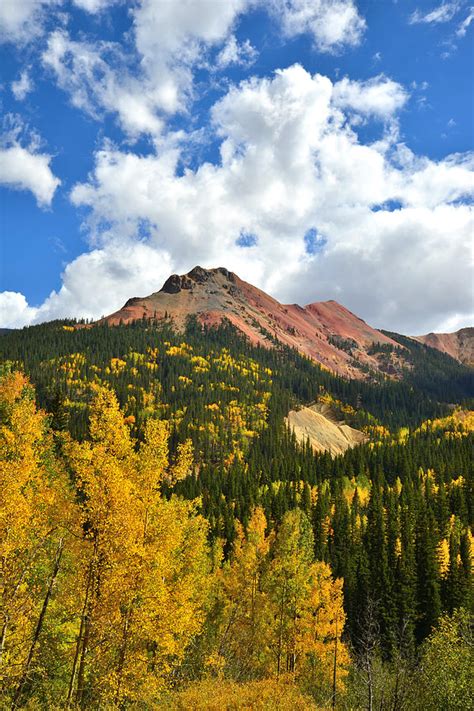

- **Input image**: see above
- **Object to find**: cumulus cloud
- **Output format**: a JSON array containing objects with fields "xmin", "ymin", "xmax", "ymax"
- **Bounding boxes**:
[
  {"xmin": 1, "ymin": 64, "xmax": 463, "ymax": 334},
  {"xmin": 0, "ymin": 292, "xmax": 37, "ymax": 329},
  {"xmin": 0, "ymin": 0, "xmax": 118, "ymax": 45},
  {"xmin": 121, "ymin": 0, "xmax": 253, "ymax": 115},
  {"xmin": 287, "ymin": 203, "xmax": 473, "ymax": 334},
  {"xmin": 0, "ymin": 0, "xmax": 60, "ymax": 44},
  {"xmin": 271, "ymin": 0, "xmax": 366, "ymax": 52},
  {"xmin": 39, "ymin": 0, "xmax": 367, "ymax": 140},
  {"xmin": 332, "ymin": 75, "xmax": 408, "ymax": 119},
  {"xmin": 41, "ymin": 2, "xmax": 254, "ymax": 137},
  {"xmin": 0, "ymin": 123, "xmax": 60, "ymax": 205},
  {"xmin": 42, "ymin": 30, "xmax": 165, "ymax": 137},
  {"xmin": 0, "ymin": 242, "xmax": 174, "ymax": 328}
]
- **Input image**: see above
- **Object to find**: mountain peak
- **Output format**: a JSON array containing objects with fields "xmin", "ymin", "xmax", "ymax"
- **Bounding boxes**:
[
  {"xmin": 103, "ymin": 266, "xmax": 404, "ymax": 379},
  {"xmin": 416, "ymin": 326, "xmax": 474, "ymax": 366},
  {"xmin": 160, "ymin": 266, "xmax": 236, "ymax": 294}
]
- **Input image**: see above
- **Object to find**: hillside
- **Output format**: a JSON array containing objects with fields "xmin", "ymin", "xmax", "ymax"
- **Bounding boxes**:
[
  {"xmin": 416, "ymin": 327, "xmax": 474, "ymax": 366},
  {"xmin": 102, "ymin": 265, "xmax": 405, "ymax": 379},
  {"xmin": 0, "ymin": 306, "xmax": 472, "ymax": 710}
]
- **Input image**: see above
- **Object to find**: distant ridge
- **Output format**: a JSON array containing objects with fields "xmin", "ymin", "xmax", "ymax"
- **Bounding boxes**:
[{"xmin": 416, "ymin": 327, "xmax": 474, "ymax": 366}]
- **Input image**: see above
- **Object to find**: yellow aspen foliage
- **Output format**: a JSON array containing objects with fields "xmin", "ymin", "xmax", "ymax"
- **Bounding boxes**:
[
  {"xmin": 262, "ymin": 509, "xmax": 348, "ymax": 701},
  {"xmin": 298, "ymin": 562, "xmax": 350, "ymax": 698},
  {"xmin": 169, "ymin": 438, "xmax": 194, "ymax": 485},
  {"xmin": 437, "ymin": 538, "xmax": 450, "ymax": 577},
  {"xmin": 0, "ymin": 370, "xmax": 75, "ymax": 699},
  {"xmin": 215, "ymin": 508, "xmax": 273, "ymax": 678},
  {"xmin": 63, "ymin": 386, "xmax": 211, "ymax": 708},
  {"xmin": 164, "ymin": 677, "xmax": 318, "ymax": 710}
]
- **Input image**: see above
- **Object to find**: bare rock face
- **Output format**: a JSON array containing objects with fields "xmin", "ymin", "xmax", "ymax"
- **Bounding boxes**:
[
  {"xmin": 123, "ymin": 296, "xmax": 144, "ymax": 308},
  {"xmin": 160, "ymin": 266, "xmax": 236, "ymax": 294},
  {"xmin": 286, "ymin": 403, "xmax": 367, "ymax": 456},
  {"xmin": 100, "ymin": 266, "xmax": 413, "ymax": 380},
  {"xmin": 160, "ymin": 274, "xmax": 184, "ymax": 294}
]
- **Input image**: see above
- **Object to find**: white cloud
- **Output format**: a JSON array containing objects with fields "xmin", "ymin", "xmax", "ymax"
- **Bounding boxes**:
[
  {"xmin": 3, "ymin": 65, "xmax": 473, "ymax": 333},
  {"xmin": 72, "ymin": 0, "xmax": 120, "ymax": 12},
  {"xmin": 0, "ymin": 0, "xmax": 60, "ymax": 44},
  {"xmin": 271, "ymin": 0, "xmax": 366, "ymax": 53},
  {"xmin": 409, "ymin": 2, "xmax": 460, "ymax": 25},
  {"xmin": 42, "ymin": 30, "xmax": 165, "ymax": 138},
  {"xmin": 456, "ymin": 7, "xmax": 474, "ymax": 35},
  {"xmin": 41, "ymin": 2, "xmax": 253, "ymax": 136},
  {"xmin": 130, "ymin": 0, "xmax": 252, "ymax": 114},
  {"xmin": 0, "ymin": 292, "xmax": 37, "ymax": 329},
  {"xmin": 332, "ymin": 75, "xmax": 408, "ymax": 119},
  {"xmin": 0, "ymin": 126, "xmax": 60, "ymax": 206},
  {"xmin": 216, "ymin": 35, "xmax": 258, "ymax": 68},
  {"xmin": 11, "ymin": 69, "xmax": 33, "ymax": 100},
  {"xmin": 398, "ymin": 150, "xmax": 474, "ymax": 207},
  {"xmin": 39, "ymin": 0, "xmax": 368, "ymax": 140},
  {"xmin": 287, "ymin": 203, "xmax": 473, "ymax": 334},
  {"xmin": 0, "ymin": 242, "xmax": 173, "ymax": 328}
]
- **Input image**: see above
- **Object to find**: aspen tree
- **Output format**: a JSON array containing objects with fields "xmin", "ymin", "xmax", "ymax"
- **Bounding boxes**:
[
  {"xmin": 64, "ymin": 386, "xmax": 210, "ymax": 707},
  {"xmin": 0, "ymin": 371, "xmax": 73, "ymax": 705},
  {"xmin": 216, "ymin": 507, "xmax": 272, "ymax": 679}
]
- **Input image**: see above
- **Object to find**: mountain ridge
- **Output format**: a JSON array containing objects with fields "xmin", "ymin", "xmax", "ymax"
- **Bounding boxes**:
[
  {"xmin": 100, "ymin": 265, "xmax": 472, "ymax": 380},
  {"xmin": 416, "ymin": 327, "xmax": 474, "ymax": 366},
  {"xmin": 101, "ymin": 265, "xmax": 402, "ymax": 379}
]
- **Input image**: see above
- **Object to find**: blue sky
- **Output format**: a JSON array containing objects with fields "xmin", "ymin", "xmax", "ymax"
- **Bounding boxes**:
[{"xmin": 0, "ymin": 0, "xmax": 473, "ymax": 334}]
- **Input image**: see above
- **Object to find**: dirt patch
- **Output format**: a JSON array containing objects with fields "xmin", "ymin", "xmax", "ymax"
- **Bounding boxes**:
[{"xmin": 286, "ymin": 403, "xmax": 367, "ymax": 456}]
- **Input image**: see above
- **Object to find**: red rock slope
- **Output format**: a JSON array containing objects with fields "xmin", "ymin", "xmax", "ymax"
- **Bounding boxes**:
[
  {"xmin": 416, "ymin": 328, "xmax": 474, "ymax": 366},
  {"xmin": 102, "ymin": 266, "xmax": 402, "ymax": 379}
]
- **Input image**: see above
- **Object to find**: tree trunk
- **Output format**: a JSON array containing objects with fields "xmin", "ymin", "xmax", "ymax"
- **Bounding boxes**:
[
  {"xmin": 367, "ymin": 654, "xmax": 373, "ymax": 711},
  {"xmin": 276, "ymin": 580, "xmax": 287, "ymax": 678},
  {"xmin": 114, "ymin": 607, "xmax": 132, "ymax": 705},
  {"xmin": 66, "ymin": 561, "xmax": 93, "ymax": 707},
  {"xmin": 12, "ymin": 538, "xmax": 64, "ymax": 709},
  {"xmin": 0, "ymin": 613, "xmax": 9, "ymax": 669},
  {"xmin": 76, "ymin": 608, "xmax": 90, "ymax": 709}
]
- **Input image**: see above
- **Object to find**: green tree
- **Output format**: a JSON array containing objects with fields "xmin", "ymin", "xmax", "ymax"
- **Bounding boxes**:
[{"xmin": 415, "ymin": 608, "xmax": 473, "ymax": 710}]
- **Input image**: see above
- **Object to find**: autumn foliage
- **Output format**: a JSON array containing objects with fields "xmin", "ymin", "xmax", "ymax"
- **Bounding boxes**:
[
  {"xmin": 0, "ymin": 343, "xmax": 471, "ymax": 708},
  {"xmin": 0, "ymin": 370, "xmax": 350, "ymax": 708}
]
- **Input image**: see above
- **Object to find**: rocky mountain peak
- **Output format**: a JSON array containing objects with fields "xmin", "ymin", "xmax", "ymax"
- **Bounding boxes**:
[
  {"xmin": 102, "ymin": 266, "xmax": 412, "ymax": 380},
  {"xmin": 160, "ymin": 266, "xmax": 236, "ymax": 294}
]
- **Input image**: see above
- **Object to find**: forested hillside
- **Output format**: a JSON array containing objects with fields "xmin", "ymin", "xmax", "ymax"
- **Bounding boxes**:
[{"xmin": 0, "ymin": 318, "xmax": 472, "ymax": 709}]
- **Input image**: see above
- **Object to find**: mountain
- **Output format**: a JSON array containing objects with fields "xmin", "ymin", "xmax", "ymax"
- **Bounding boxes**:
[
  {"xmin": 416, "ymin": 327, "xmax": 474, "ymax": 366},
  {"xmin": 103, "ymin": 265, "xmax": 405, "ymax": 379},
  {"xmin": 1, "ymin": 270, "xmax": 473, "ymax": 707}
]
